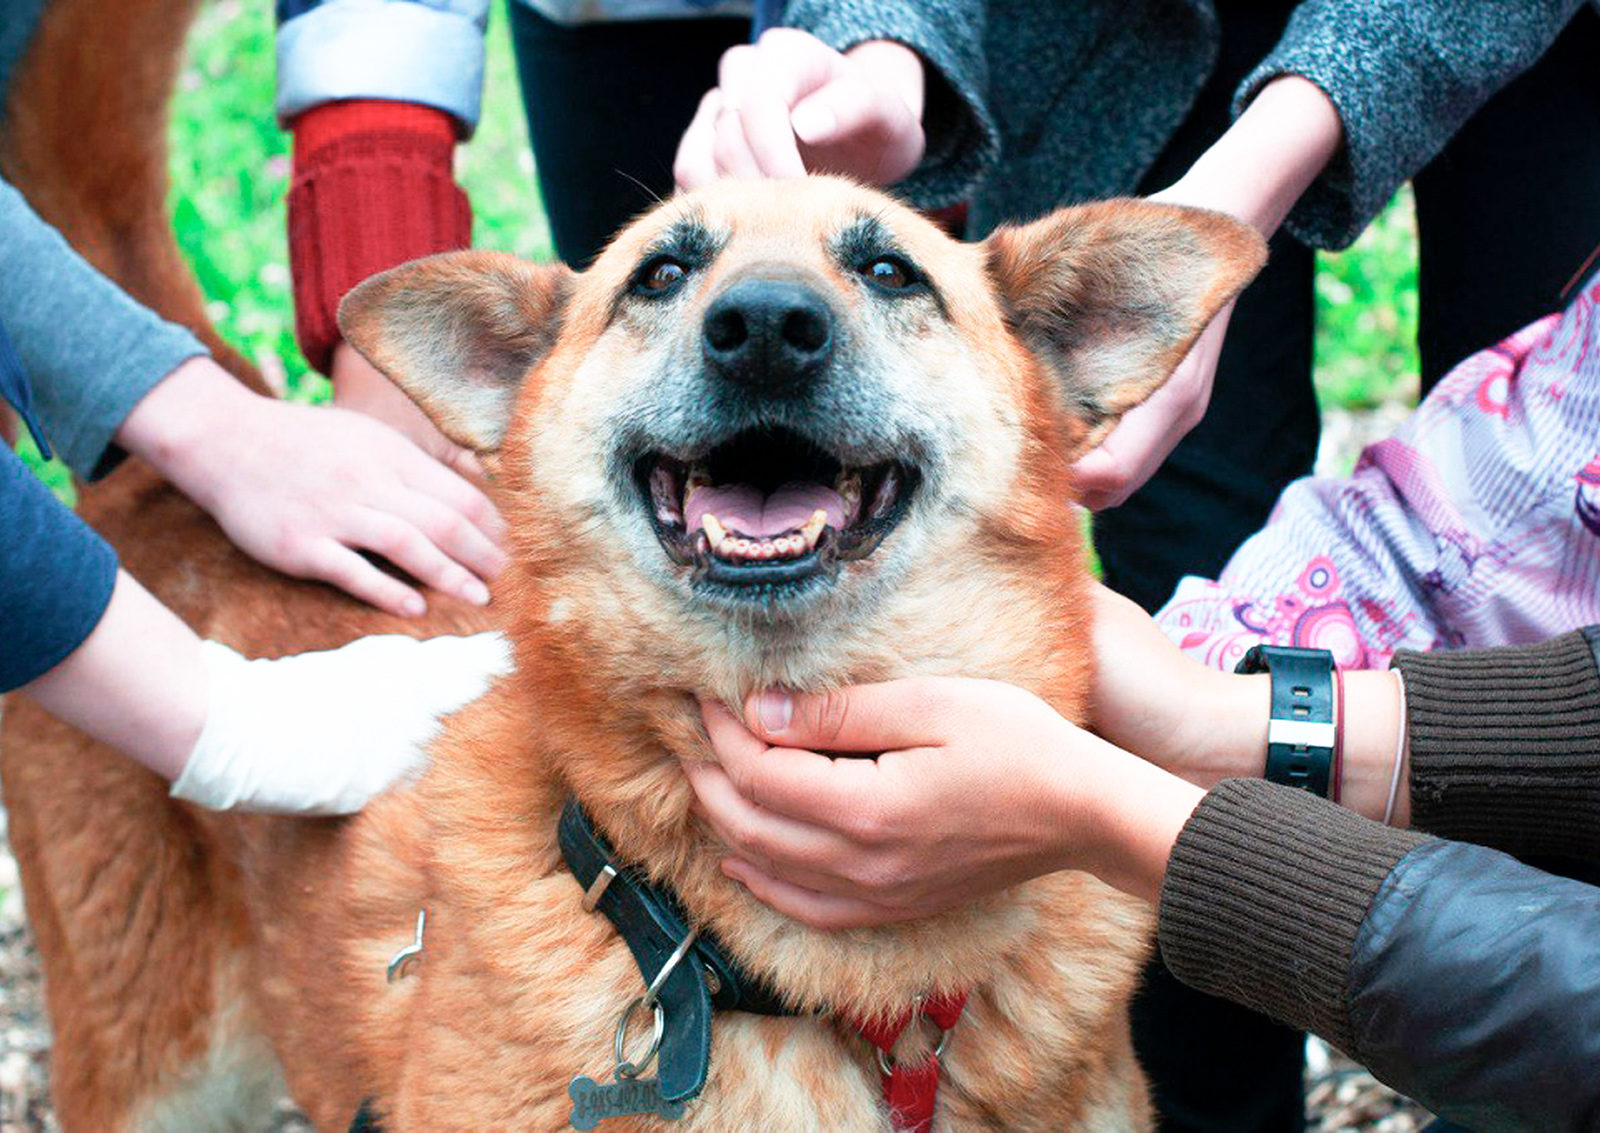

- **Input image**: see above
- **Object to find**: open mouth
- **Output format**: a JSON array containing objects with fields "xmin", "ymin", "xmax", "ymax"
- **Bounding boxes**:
[{"xmin": 634, "ymin": 428, "xmax": 918, "ymax": 591}]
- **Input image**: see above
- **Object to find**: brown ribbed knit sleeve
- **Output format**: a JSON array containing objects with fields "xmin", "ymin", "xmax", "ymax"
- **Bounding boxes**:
[
  {"xmin": 287, "ymin": 100, "xmax": 472, "ymax": 374},
  {"xmin": 1394, "ymin": 628, "xmax": 1600, "ymax": 862},
  {"xmin": 1157, "ymin": 779, "xmax": 1429, "ymax": 1054}
]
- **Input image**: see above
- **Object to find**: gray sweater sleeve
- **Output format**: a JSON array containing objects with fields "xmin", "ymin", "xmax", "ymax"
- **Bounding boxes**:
[
  {"xmin": 1236, "ymin": 0, "xmax": 1586, "ymax": 249},
  {"xmin": 0, "ymin": 178, "xmax": 206, "ymax": 480},
  {"xmin": 781, "ymin": 0, "xmax": 997, "ymax": 208}
]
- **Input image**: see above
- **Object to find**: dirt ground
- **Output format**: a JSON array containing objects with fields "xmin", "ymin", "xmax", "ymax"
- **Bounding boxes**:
[{"xmin": 0, "ymin": 404, "xmax": 1431, "ymax": 1131}]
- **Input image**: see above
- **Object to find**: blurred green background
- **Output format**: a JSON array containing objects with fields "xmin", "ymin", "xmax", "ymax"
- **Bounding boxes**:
[{"xmin": 17, "ymin": 0, "xmax": 1422, "ymax": 489}]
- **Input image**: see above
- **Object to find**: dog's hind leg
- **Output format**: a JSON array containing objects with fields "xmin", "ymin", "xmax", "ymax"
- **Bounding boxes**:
[{"xmin": 0, "ymin": 701, "xmax": 283, "ymax": 1132}]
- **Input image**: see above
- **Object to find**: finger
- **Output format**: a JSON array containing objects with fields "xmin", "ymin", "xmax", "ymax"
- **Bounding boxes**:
[
  {"xmin": 701, "ymin": 700, "xmax": 905, "ymax": 833},
  {"xmin": 722, "ymin": 857, "xmax": 908, "ymax": 930},
  {"xmin": 1069, "ymin": 396, "xmax": 1176, "ymax": 510},
  {"xmin": 349, "ymin": 507, "xmax": 490, "ymax": 607},
  {"xmin": 387, "ymin": 488, "xmax": 505, "ymax": 593},
  {"xmin": 717, "ymin": 41, "xmax": 806, "ymax": 179},
  {"xmin": 741, "ymin": 678, "xmax": 959, "ymax": 752},
  {"xmin": 749, "ymin": 27, "xmax": 848, "ymax": 106},
  {"xmin": 792, "ymin": 75, "xmax": 924, "ymax": 185},
  {"xmin": 674, "ymin": 88, "xmax": 724, "ymax": 191},
  {"xmin": 299, "ymin": 540, "xmax": 427, "ymax": 618},
  {"xmin": 711, "ymin": 101, "xmax": 766, "ymax": 180},
  {"xmin": 681, "ymin": 757, "xmax": 850, "ymax": 879},
  {"xmin": 397, "ymin": 451, "xmax": 508, "ymax": 555},
  {"xmin": 737, "ymin": 87, "xmax": 807, "ymax": 179}
]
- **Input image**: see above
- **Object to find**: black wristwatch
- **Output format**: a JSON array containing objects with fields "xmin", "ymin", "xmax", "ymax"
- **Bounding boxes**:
[{"xmin": 1234, "ymin": 644, "xmax": 1337, "ymax": 798}]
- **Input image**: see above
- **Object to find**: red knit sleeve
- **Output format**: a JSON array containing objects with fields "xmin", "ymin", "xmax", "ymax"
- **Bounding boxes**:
[{"xmin": 287, "ymin": 100, "xmax": 472, "ymax": 374}]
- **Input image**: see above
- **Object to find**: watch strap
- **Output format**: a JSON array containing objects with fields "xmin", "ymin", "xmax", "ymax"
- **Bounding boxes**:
[{"xmin": 1235, "ymin": 645, "xmax": 1337, "ymax": 797}]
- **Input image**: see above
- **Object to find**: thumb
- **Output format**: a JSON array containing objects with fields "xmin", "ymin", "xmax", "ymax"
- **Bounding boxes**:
[{"xmin": 743, "ymin": 678, "xmax": 953, "ymax": 752}]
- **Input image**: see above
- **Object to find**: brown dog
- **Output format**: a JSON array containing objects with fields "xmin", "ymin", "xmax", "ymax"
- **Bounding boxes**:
[
  {"xmin": 3, "ymin": 169, "xmax": 1261, "ymax": 1130},
  {"xmin": 0, "ymin": 8, "xmax": 1262, "ymax": 1124}
]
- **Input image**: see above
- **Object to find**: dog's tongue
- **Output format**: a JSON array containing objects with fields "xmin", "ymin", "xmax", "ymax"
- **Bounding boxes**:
[{"xmin": 685, "ymin": 482, "xmax": 848, "ymax": 536}]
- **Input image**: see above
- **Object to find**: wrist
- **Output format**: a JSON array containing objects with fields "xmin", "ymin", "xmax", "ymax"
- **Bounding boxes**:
[
  {"xmin": 115, "ymin": 356, "xmax": 260, "ymax": 509},
  {"xmin": 1158, "ymin": 75, "xmax": 1343, "ymax": 237},
  {"xmin": 1045, "ymin": 727, "xmax": 1204, "ymax": 904},
  {"xmin": 842, "ymin": 40, "xmax": 925, "ymax": 121},
  {"xmin": 1171, "ymin": 669, "xmax": 1272, "ymax": 788}
]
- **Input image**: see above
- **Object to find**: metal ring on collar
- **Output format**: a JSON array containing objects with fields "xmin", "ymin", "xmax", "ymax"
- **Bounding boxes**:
[
  {"xmin": 875, "ymin": 1026, "xmax": 954, "ymax": 1076},
  {"xmin": 641, "ymin": 927, "xmax": 701, "ymax": 1010},
  {"xmin": 614, "ymin": 996, "xmax": 666, "ymax": 1079}
]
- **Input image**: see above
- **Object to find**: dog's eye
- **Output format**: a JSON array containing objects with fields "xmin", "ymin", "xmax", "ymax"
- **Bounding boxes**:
[
  {"xmin": 633, "ymin": 256, "xmax": 688, "ymax": 297},
  {"xmin": 860, "ymin": 256, "xmax": 920, "ymax": 292}
]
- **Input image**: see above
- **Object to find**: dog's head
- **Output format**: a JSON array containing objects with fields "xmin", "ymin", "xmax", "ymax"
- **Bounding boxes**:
[{"xmin": 342, "ymin": 178, "xmax": 1261, "ymax": 696}]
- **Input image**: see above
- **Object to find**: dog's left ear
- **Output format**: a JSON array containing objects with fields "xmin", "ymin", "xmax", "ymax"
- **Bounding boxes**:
[
  {"xmin": 339, "ymin": 251, "xmax": 575, "ymax": 453},
  {"xmin": 983, "ymin": 200, "xmax": 1265, "ymax": 454}
]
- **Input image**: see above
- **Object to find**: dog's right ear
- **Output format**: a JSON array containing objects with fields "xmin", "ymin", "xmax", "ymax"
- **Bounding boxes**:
[{"xmin": 339, "ymin": 251, "xmax": 574, "ymax": 453}]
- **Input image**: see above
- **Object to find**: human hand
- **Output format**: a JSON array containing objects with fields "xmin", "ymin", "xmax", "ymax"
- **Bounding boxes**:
[
  {"xmin": 331, "ymin": 341, "xmax": 483, "ymax": 479},
  {"xmin": 170, "ymin": 632, "xmax": 512, "ymax": 814},
  {"xmin": 685, "ymin": 678, "xmax": 1203, "ymax": 928},
  {"xmin": 1071, "ymin": 76, "xmax": 1345, "ymax": 510},
  {"xmin": 117, "ymin": 356, "xmax": 506, "ymax": 617},
  {"xmin": 674, "ymin": 29, "xmax": 924, "ymax": 191},
  {"xmin": 1069, "ymin": 299, "xmax": 1233, "ymax": 510}
]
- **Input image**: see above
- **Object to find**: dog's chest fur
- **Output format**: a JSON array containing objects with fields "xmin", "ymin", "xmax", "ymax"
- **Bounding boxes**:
[{"xmin": 301, "ymin": 681, "xmax": 1153, "ymax": 1131}]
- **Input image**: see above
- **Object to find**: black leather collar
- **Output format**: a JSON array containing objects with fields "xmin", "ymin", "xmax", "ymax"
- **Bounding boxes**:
[{"xmin": 557, "ymin": 798, "xmax": 796, "ymax": 1105}]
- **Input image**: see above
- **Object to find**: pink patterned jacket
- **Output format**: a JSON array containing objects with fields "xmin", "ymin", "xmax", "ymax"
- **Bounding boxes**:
[{"xmin": 1157, "ymin": 271, "xmax": 1600, "ymax": 671}]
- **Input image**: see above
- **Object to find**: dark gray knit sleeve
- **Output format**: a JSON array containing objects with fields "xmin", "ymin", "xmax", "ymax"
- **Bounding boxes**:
[
  {"xmin": 1233, "ymin": 0, "xmax": 1584, "ymax": 249},
  {"xmin": 1157, "ymin": 778, "xmax": 1429, "ymax": 1054},
  {"xmin": 1393, "ymin": 629, "xmax": 1600, "ymax": 862},
  {"xmin": 781, "ymin": 0, "xmax": 997, "ymax": 208}
]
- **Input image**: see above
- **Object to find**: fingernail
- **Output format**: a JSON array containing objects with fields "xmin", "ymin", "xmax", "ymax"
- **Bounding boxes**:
[
  {"xmin": 755, "ymin": 689, "xmax": 792, "ymax": 733},
  {"xmin": 790, "ymin": 102, "xmax": 835, "ymax": 144},
  {"xmin": 403, "ymin": 594, "xmax": 426, "ymax": 617},
  {"xmin": 461, "ymin": 579, "xmax": 491, "ymax": 606}
]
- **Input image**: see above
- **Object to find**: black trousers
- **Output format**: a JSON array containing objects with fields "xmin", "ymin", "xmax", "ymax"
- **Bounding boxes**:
[
  {"xmin": 1107, "ymin": 6, "xmax": 1600, "ymax": 1133},
  {"xmin": 508, "ymin": 5, "xmax": 748, "ymax": 268}
]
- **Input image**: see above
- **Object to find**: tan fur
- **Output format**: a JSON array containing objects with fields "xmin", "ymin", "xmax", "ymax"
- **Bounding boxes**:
[{"xmin": 0, "ymin": 6, "xmax": 1263, "ymax": 1129}]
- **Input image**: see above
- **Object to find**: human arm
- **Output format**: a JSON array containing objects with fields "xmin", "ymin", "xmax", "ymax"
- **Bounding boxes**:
[
  {"xmin": 3, "ymin": 442, "xmax": 510, "ymax": 811},
  {"xmin": 2, "ymin": 175, "xmax": 504, "ymax": 614},
  {"xmin": 1070, "ymin": 74, "xmax": 1344, "ymax": 508},
  {"xmin": 1241, "ymin": 0, "xmax": 1585, "ymax": 250},
  {"xmin": 1161, "ymin": 781, "xmax": 1600, "ymax": 1133},
  {"xmin": 279, "ymin": 3, "xmax": 482, "ymax": 459},
  {"xmin": 688, "ymin": 624, "xmax": 1600, "ymax": 1126}
]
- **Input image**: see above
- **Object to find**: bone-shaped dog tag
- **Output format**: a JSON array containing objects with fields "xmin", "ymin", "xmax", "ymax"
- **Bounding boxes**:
[{"xmin": 568, "ymin": 1073, "xmax": 687, "ymax": 1129}]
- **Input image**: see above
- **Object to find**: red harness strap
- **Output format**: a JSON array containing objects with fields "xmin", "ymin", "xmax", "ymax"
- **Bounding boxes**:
[{"xmin": 850, "ymin": 992, "xmax": 968, "ymax": 1132}]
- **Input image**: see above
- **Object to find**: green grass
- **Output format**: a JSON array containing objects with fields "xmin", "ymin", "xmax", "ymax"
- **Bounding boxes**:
[{"xmin": 17, "ymin": 0, "xmax": 1421, "ymax": 486}]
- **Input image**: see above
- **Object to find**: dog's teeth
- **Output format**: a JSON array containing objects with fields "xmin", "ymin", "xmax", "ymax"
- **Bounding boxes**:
[
  {"xmin": 836, "ymin": 471, "xmax": 861, "ymax": 505},
  {"xmin": 800, "ymin": 509, "xmax": 828, "ymax": 550},
  {"xmin": 701, "ymin": 513, "xmax": 728, "ymax": 552}
]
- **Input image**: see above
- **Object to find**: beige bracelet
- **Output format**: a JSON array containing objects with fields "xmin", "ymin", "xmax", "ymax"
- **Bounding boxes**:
[{"xmin": 1382, "ymin": 668, "xmax": 1409, "ymax": 826}]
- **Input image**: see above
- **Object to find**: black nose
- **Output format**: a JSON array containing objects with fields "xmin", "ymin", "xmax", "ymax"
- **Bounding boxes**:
[{"xmin": 702, "ymin": 278, "xmax": 833, "ymax": 394}]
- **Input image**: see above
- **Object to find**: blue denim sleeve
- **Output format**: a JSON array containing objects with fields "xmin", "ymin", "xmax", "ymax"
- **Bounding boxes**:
[{"xmin": 0, "ymin": 444, "xmax": 118, "ymax": 691}]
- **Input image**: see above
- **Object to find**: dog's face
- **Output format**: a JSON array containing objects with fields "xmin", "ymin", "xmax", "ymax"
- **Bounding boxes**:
[{"xmin": 342, "ymin": 178, "xmax": 1261, "ymax": 690}]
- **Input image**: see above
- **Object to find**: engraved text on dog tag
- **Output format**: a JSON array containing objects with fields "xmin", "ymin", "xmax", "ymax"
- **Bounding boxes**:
[{"xmin": 568, "ymin": 1073, "xmax": 687, "ymax": 1129}]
